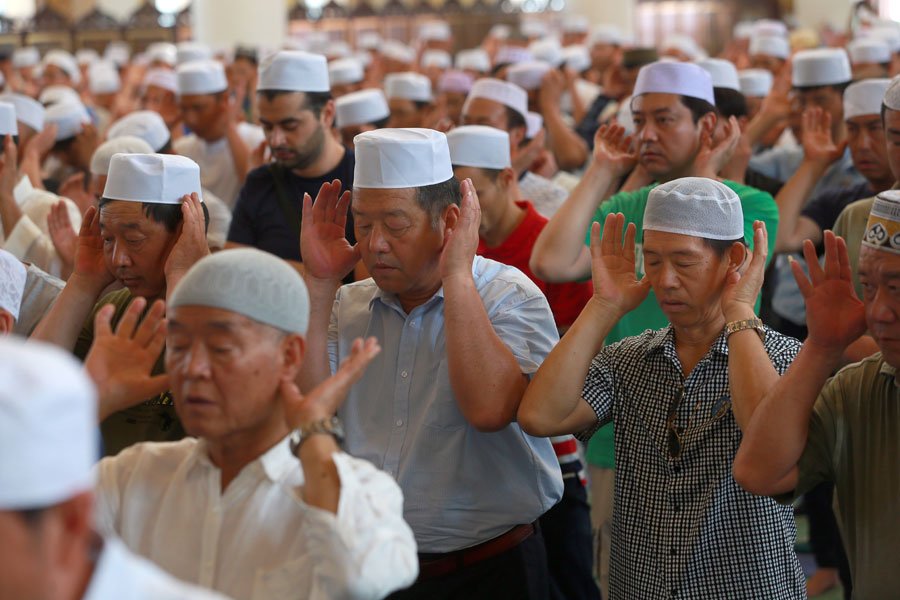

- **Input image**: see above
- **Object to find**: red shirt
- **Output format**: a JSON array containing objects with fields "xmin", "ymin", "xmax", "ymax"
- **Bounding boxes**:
[{"xmin": 477, "ymin": 201, "xmax": 593, "ymax": 328}]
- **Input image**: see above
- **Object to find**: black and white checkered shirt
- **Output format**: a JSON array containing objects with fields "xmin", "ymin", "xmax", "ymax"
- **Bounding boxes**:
[{"xmin": 577, "ymin": 325, "xmax": 807, "ymax": 600}]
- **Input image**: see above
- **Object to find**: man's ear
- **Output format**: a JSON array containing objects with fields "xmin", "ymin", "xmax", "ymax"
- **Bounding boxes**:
[
  {"xmin": 728, "ymin": 242, "xmax": 749, "ymax": 274},
  {"xmin": 320, "ymin": 99, "xmax": 336, "ymax": 129},
  {"xmin": 508, "ymin": 125, "xmax": 526, "ymax": 151},
  {"xmin": 442, "ymin": 202, "xmax": 461, "ymax": 234},
  {"xmin": 281, "ymin": 334, "xmax": 306, "ymax": 381},
  {"xmin": 737, "ymin": 115, "xmax": 749, "ymax": 132},
  {"xmin": 499, "ymin": 167, "xmax": 516, "ymax": 190},
  {"xmin": 698, "ymin": 111, "xmax": 717, "ymax": 139}
]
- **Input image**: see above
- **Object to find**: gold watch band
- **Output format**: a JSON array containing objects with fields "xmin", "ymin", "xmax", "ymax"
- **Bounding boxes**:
[{"xmin": 725, "ymin": 317, "xmax": 765, "ymax": 340}]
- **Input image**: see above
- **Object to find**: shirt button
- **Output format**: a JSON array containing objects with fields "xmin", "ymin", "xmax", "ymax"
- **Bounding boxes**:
[
  {"xmin": 401, "ymin": 370, "xmax": 408, "ymax": 378},
  {"xmin": 396, "ymin": 419, "xmax": 403, "ymax": 426}
]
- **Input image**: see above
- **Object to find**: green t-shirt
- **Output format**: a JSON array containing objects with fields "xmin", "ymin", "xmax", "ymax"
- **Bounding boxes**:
[
  {"xmin": 832, "ymin": 195, "xmax": 874, "ymax": 301},
  {"xmin": 584, "ymin": 180, "xmax": 780, "ymax": 467},
  {"xmin": 74, "ymin": 288, "xmax": 184, "ymax": 457}
]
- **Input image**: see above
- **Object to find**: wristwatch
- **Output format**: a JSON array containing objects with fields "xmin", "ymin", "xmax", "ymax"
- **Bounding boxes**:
[
  {"xmin": 724, "ymin": 317, "xmax": 766, "ymax": 341},
  {"xmin": 289, "ymin": 416, "xmax": 345, "ymax": 455}
]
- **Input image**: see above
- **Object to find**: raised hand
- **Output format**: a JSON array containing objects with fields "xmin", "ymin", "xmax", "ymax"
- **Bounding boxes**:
[
  {"xmin": 300, "ymin": 179, "xmax": 360, "ymax": 283},
  {"xmin": 23, "ymin": 123, "xmax": 57, "ymax": 163},
  {"xmin": 511, "ymin": 128, "xmax": 546, "ymax": 176},
  {"xmin": 722, "ymin": 221, "xmax": 767, "ymax": 318},
  {"xmin": 281, "ymin": 336, "xmax": 381, "ymax": 429},
  {"xmin": 589, "ymin": 212, "xmax": 651, "ymax": 317},
  {"xmin": 47, "ymin": 200, "xmax": 78, "ymax": 269},
  {"xmin": 73, "ymin": 205, "xmax": 116, "ymax": 289},
  {"xmin": 694, "ymin": 115, "xmax": 742, "ymax": 179},
  {"xmin": 801, "ymin": 107, "xmax": 846, "ymax": 167},
  {"xmin": 591, "ymin": 123, "xmax": 637, "ymax": 177},
  {"xmin": 792, "ymin": 231, "xmax": 867, "ymax": 352},
  {"xmin": 759, "ymin": 58, "xmax": 793, "ymax": 122},
  {"xmin": 439, "ymin": 178, "xmax": 481, "ymax": 282},
  {"xmin": 164, "ymin": 193, "xmax": 210, "ymax": 292},
  {"xmin": 85, "ymin": 297, "xmax": 169, "ymax": 421},
  {"xmin": 538, "ymin": 68, "xmax": 566, "ymax": 110}
]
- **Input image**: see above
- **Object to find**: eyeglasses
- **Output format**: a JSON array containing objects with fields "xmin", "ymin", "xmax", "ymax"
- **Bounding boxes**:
[{"xmin": 666, "ymin": 385, "xmax": 702, "ymax": 461}]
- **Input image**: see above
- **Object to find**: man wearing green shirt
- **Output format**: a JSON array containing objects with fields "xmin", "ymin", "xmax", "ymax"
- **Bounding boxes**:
[{"xmin": 530, "ymin": 61, "xmax": 778, "ymax": 590}]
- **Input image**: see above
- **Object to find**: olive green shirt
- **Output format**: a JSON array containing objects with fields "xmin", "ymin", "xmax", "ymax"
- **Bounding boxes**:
[
  {"xmin": 783, "ymin": 353, "xmax": 900, "ymax": 598},
  {"xmin": 74, "ymin": 288, "xmax": 184, "ymax": 457},
  {"xmin": 831, "ymin": 195, "xmax": 874, "ymax": 300}
]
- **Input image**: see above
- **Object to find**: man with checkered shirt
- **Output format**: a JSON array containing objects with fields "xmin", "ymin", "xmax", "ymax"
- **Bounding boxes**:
[{"xmin": 518, "ymin": 177, "xmax": 806, "ymax": 599}]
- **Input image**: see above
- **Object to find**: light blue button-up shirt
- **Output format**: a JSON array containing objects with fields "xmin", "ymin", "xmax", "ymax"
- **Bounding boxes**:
[{"xmin": 329, "ymin": 255, "xmax": 564, "ymax": 553}]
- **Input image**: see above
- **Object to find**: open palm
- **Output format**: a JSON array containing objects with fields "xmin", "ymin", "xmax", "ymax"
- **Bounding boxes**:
[
  {"xmin": 74, "ymin": 205, "xmax": 115, "ymax": 288},
  {"xmin": 300, "ymin": 179, "xmax": 361, "ymax": 282},
  {"xmin": 589, "ymin": 212, "xmax": 651, "ymax": 317},
  {"xmin": 592, "ymin": 124, "xmax": 637, "ymax": 177}
]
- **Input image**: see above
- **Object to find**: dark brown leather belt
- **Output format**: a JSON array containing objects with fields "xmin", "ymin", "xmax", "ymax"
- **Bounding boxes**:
[{"xmin": 416, "ymin": 523, "xmax": 536, "ymax": 581}]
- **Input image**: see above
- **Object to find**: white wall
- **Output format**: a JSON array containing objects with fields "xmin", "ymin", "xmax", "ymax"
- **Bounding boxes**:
[
  {"xmin": 0, "ymin": 0, "xmax": 35, "ymax": 19},
  {"xmin": 792, "ymin": 0, "xmax": 853, "ymax": 30},
  {"xmin": 564, "ymin": 0, "xmax": 635, "ymax": 33},
  {"xmin": 192, "ymin": 0, "xmax": 286, "ymax": 49}
]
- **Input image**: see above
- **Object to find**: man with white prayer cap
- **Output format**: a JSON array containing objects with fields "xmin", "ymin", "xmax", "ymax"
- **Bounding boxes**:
[
  {"xmin": 84, "ymin": 247, "xmax": 418, "ymax": 599},
  {"xmin": 141, "ymin": 68, "xmax": 181, "ymax": 138},
  {"xmin": 0, "ymin": 92, "xmax": 44, "ymax": 150},
  {"xmin": 147, "ymin": 42, "xmax": 177, "ymax": 69},
  {"xmin": 748, "ymin": 33, "xmax": 790, "ymax": 76},
  {"xmin": 42, "ymin": 49, "xmax": 81, "ymax": 87},
  {"xmin": 462, "ymin": 78, "xmax": 569, "ymax": 217},
  {"xmin": 522, "ymin": 177, "xmax": 806, "ymax": 599},
  {"xmin": 299, "ymin": 127, "xmax": 563, "ymax": 598},
  {"xmin": 661, "ymin": 33, "xmax": 706, "ymax": 61},
  {"xmin": 733, "ymin": 191, "xmax": 900, "ymax": 599},
  {"xmin": 420, "ymin": 49, "xmax": 452, "ymax": 88},
  {"xmin": 103, "ymin": 41, "xmax": 130, "ymax": 68},
  {"xmin": 448, "ymin": 125, "xmax": 599, "ymax": 599},
  {"xmin": 418, "ymin": 19, "xmax": 452, "ymax": 52},
  {"xmin": 31, "ymin": 153, "xmax": 211, "ymax": 456},
  {"xmin": 44, "ymin": 100, "xmax": 96, "ymax": 173},
  {"xmin": 587, "ymin": 24, "xmax": 622, "ymax": 82},
  {"xmin": 334, "ymin": 88, "xmax": 390, "ymax": 149},
  {"xmin": 174, "ymin": 60, "xmax": 264, "ymax": 208},
  {"xmin": 738, "ymin": 68, "xmax": 773, "ymax": 119},
  {"xmin": 0, "ymin": 337, "xmax": 231, "ymax": 600},
  {"xmin": 328, "ymin": 56, "xmax": 364, "ymax": 98},
  {"xmin": 456, "ymin": 48, "xmax": 491, "ymax": 76},
  {"xmin": 506, "ymin": 60, "xmax": 551, "ymax": 101},
  {"xmin": 384, "ymin": 72, "xmax": 433, "ymax": 128},
  {"xmin": 87, "ymin": 60, "xmax": 120, "ymax": 131},
  {"xmin": 39, "ymin": 84, "xmax": 81, "ymax": 107},
  {"xmin": 176, "ymin": 41, "xmax": 212, "ymax": 66},
  {"xmin": 848, "ymin": 38, "xmax": 892, "ymax": 78},
  {"xmin": 108, "ymin": 110, "xmax": 172, "ymax": 153},
  {"xmin": 228, "ymin": 50, "xmax": 357, "ymax": 275},
  {"xmin": 561, "ymin": 15, "xmax": 589, "ymax": 46},
  {"xmin": 381, "ymin": 40, "xmax": 417, "ymax": 74},
  {"xmin": 437, "ymin": 70, "xmax": 473, "ymax": 126},
  {"xmin": 0, "ymin": 247, "xmax": 25, "ymax": 333}
]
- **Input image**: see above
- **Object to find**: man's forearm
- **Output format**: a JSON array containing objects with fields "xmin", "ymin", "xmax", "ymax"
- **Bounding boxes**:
[
  {"xmin": 773, "ymin": 160, "xmax": 827, "ymax": 253},
  {"xmin": 298, "ymin": 277, "xmax": 340, "ymax": 393},
  {"xmin": 725, "ymin": 303, "xmax": 781, "ymax": 430},
  {"xmin": 298, "ymin": 434, "xmax": 342, "ymax": 514},
  {"xmin": 543, "ymin": 107, "xmax": 589, "ymax": 171},
  {"xmin": 29, "ymin": 274, "xmax": 104, "ymax": 350},
  {"xmin": 744, "ymin": 111, "xmax": 783, "ymax": 148},
  {"xmin": 443, "ymin": 273, "xmax": 528, "ymax": 432}
]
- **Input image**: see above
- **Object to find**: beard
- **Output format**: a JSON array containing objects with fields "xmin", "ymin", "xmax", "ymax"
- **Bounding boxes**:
[{"xmin": 273, "ymin": 123, "xmax": 326, "ymax": 171}]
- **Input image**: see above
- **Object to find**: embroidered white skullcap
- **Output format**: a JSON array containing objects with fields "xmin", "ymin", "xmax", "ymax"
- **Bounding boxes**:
[
  {"xmin": 88, "ymin": 60, "xmax": 120, "ymax": 95},
  {"xmin": 883, "ymin": 74, "xmax": 900, "ymax": 110},
  {"xmin": 463, "ymin": 78, "xmax": 528, "ymax": 121},
  {"xmin": 89, "ymin": 136, "xmax": 154, "ymax": 176},
  {"xmin": 662, "ymin": 34, "xmax": 706, "ymax": 60},
  {"xmin": 335, "ymin": 88, "xmax": 390, "ymax": 128},
  {"xmin": 696, "ymin": 58, "xmax": 740, "ymax": 91},
  {"xmin": 529, "ymin": 38, "xmax": 564, "ymax": 67},
  {"xmin": 147, "ymin": 42, "xmax": 177, "ymax": 67},
  {"xmin": 633, "ymin": 61, "xmax": 715, "ymax": 106},
  {"xmin": 506, "ymin": 60, "xmax": 552, "ymax": 91},
  {"xmin": 170, "ymin": 247, "xmax": 310, "ymax": 335},
  {"xmin": 384, "ymin": 72, "xmax": 432, "ymax": 102},
  {"xmin": 43, "ymin": 49, "xmax": 80, "ymax": 85},
  {"xmin": 422, "ymin": 49, "xmax": 452, "ymax": 70},
  {"xmin": 438, "ymin": 70, "xmax": 474, "ymax": 94},
  {"xmin": 0, "ymin": 248, "xmax": 25, "ymax": 320},
  {"xmin": 844, "ymin": 78, "xmax": 891, "ymax": 120},
  {"xmin": 103, "ymin": 153, "xmax": 202, "ymax": 205},
  {"xmin": 258, "ymin": 50, "xmax": 329, "ymax": 93},
  {"xmin": 489, "ymin": 24, "xmax": 511, "ymax": 40},
  {"xmin": 382, "ymin": 40, "xmax": 416, "ymax": 65},
  {"xmin": 419, "ymin": 20, "xmax": 452, "ymax": 42},
  {"xmin": 748, "ymin": 34, "xmax": 790, "ymax": 60},
  {"xmin": 45, "ymin": 101, "xmax": 90, "ymax": 141},
  {"xmin": 176, "ymin": 41, "xmax": 212, "ymax": 65},
  {"xmin": 733, "ymin": 21, "xmax": 756, "ymax": 41},
  {"xmin": 357, "ymin": 32, "xmax": 381, "ymax": 50},
  {"xmin": 563, "ymin": 45, "xmax": 592, "ymax": 73},
  {"xmin": 562, "ymin": 16, "xmax": 589, "ymax": 35},
  {"xmin": 738, "ymin": 69, "xmax": 774, "ymax": 97},
  {"xmin": 142, "ymin": 67, "xmax": 178, "ymax": 94},
  {"xmin": 38, "ymin": 85, "xmax": 80, "ymax": 107},
  {"xmin": 75, "ymin": 48, "xmax": 98, "ymax": 66},
  {"xmin": 0, "ymin": 102, "xmax": 17, "ymax": 137},
  {"xmin": 176, "ymin": 60, "xmax": 228, "ymax": 95},
  {"xmin": 353, "ymin": 128, "xmax": 453, "ymax": 189},
  {"xmin": 645, "ymin": 177, "xmax": 743, "ymax": 240},
  {"xmin": 754, "ymin": 19, "xmax": 789, "ymax": 38},
  {"xmin": 590, "ymin": 24, "xmax": 622, "ymax": 46},
  {"xmin": 107, "ymin": 110, "xmax": 170, "ymax": 152},
  {"xmin": 863, "ymin": 190, "xmax": 900, "ymax": 254},
  {"xmin": 495, "ymin": 46, "xmax": 534, "ymax": 66},
  {"xmin": 456, "ymin": 48, "xmax": 491, "ymax": 73},
  {"xmin": 848, "ymin": 38, "xmax": 891, "ymax": 65},
  {"xmin": 325, "ymin": 40, "xmax": 352, "ymax": 60},
  {"xmin": 520, "ymin": 21, "xmax": 549, "ymax": 39},
  {"xmin": 525, "ymin": 111, "xmax": 543, "ymax": 139},
  {"xmin": 792, "ymin": 48, "xmax": 852, "ymax": 87},
  {"xmin": 0, "ymin": 338, "xmax": 98, "ymax": 509},
  {"xmin": 103, "ymin": 41, "xmax": 130, "ymax": 67},
  {"xmin": 0, "ymin": 93, "xmax": 43, "ymax": 132},
  {"xmin": 13, "ymin": 46, "xmax": 39, "ymax": 69},
  {"xmin": 328, "ymin": 57, "xmax": 364, "ymax": 86},
  {"xmin": 447, "ymin": 125, "xmax": 511, "ymax": 170}
]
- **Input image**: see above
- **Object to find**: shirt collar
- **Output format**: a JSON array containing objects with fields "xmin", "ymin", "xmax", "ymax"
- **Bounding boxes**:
[
  {"xmin": 879, "ymin": 356, "xmax": 900, "ymax": 387},
  {"xmin": 642, "ymin": 325, "xmax": 731, "ymax": 359},
  {"xmin": 189, "ymin": 435, "xmax": 299, "ymax": 484}
]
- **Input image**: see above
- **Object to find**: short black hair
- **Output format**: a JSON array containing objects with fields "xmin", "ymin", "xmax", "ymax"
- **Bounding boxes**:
[
  {"xmin": 258, "ymin": 89, "xmax": 333, "ymax": 118},
  {"xmin": 416, "ymin": 175, "xmax": 461, "ymax": 228},
  {"xmin": 98, "ymin": 197, "xmax": 210, "ymax": 234},
  {"xmin": 506, "ymin": 106, "xmax": 526, "ymax": 132},
  {"xmin": 713, "ymin": 87, "xmax": 748, "ymax": 119},
  {"xmin": 794, "ymin": 82, "xmax": 852, "ymax": 95},
  {"xmin": 157, "ymin": 139, "xmax": 173, "ymax": 154},
  {"xmin": 679, "ymin": 96, "xmax": 717, "ymax": 124},
  {"xmin": 703, "ymin": 236, "xmax": 747, "ymax": 257},
  {"xmin": 413, "ymin": 100, "xmax": 430, "ymax": 111},
  {"xmin": 371, "ymin": 115, "xmax": 390, "ymax": 129},
  {"xmin": 52, "ymin": 135, "xmax": 77, "ymax": 153},
  {"xmin": 491, "ymin": 63, "xmax": 510, "ymax": 76},
  {"xmin": 16, "ymin": 506, "xmax": 47, "ymax": 528}
]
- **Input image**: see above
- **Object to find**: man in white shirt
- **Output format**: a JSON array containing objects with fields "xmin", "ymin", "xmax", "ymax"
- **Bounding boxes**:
[
  {"xmin": 173, "ymin": 60, "xmax": 264, "ymax": 209},
  {"xmin": 90, "ymin": 247, "xmax": 418, "ymax": 600},
  {"xmin": 0, "ymin": 338, "xmax": 230, "ymax": 600}
]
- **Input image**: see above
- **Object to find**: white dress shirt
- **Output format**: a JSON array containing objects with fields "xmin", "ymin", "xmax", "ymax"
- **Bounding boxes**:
[
  {"xmin": 95, "ymin": 436, "xmax": 418, "ymax": 600},
  {"xmin": 174, "ymin": 122, "xmax": 265, "ymax": 210},
  {"xmin": 84, "ymin": 536, "xmax": 230, "ymax": 600}
]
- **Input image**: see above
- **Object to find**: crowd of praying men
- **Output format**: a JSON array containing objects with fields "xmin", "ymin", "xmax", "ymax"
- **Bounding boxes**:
[{"xmin": 0, "ymin": 5, "xmax": 899, "ymax": 599}]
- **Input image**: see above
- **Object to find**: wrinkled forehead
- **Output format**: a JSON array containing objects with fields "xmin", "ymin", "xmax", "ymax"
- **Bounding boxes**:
[
  {"xmin": 643, "ymin": 229, "xmax": 714, "ymax": 256},
  {"xmin": 859, "ymin": 243, "xmax": 900, "ymax": 279},
  {"xmin": 168, "ymin": 305, "xmax": 281, "ymax": 338},
  {"xmin": 351, "ymin": 186, "xmax": 420, "ymax": 214}
]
